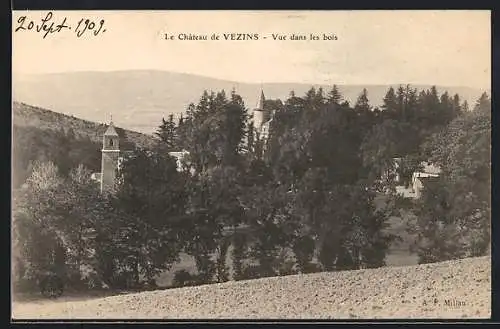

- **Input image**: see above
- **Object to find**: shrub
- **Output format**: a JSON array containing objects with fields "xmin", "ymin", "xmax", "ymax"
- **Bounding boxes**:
[{"xmin": 172, "ymin": 269, "xmax": 194, "ymax": 288}]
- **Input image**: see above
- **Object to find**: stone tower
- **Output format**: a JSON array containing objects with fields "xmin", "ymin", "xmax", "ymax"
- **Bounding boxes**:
[
  {"xmin": 101, "ymin": 120, "xmax": 120, "ymax": 193},
  {"xmin": 253, "ymin": 90, "xmax": 268, "ymax": 132}
]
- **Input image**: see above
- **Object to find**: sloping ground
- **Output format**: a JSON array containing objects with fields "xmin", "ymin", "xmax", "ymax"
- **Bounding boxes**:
[
  {"xmin": 12, "ymin": 256, "xmax": 490, "ymax": 320},
  {"xmin": 13, "ymin": 102, "xmax": 156, "ymax": 150}
]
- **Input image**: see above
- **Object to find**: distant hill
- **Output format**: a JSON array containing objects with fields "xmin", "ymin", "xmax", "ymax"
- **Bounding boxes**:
[
  {"xmin": 13, "ymin": 102, "xmax": 157, "ymax": 150},
  {"xmin": 12, "ymin": 70, "xmax": 488, "ymax": 134}
]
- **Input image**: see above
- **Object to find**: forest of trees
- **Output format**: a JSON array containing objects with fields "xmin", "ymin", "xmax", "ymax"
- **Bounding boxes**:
[{"xmin": 12, "ymin": 85, "xmax": 491, "ymax": 292}]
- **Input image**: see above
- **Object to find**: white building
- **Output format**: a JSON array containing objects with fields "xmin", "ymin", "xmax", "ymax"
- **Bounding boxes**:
[
  {"xmin": 411, "ymin": 162, "xmax": 441, "ymax": 198},
  {"xmin": 168, "ymin": 150, "xmax": 190, "ymax": 172},
  {"xmin": 393, "ymin": 159, "xmax": 442, "ymax": 199}
]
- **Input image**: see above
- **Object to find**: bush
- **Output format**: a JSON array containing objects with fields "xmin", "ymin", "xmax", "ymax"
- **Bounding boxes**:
[{"xmin": 172, "ymin": 269, "xmax": 194, "ymax": 288}]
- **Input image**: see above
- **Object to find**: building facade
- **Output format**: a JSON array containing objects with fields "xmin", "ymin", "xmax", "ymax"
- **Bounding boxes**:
[
  {"xmin": 100, "ymin": 122, "xmax": 121, "ymax": 193},
  {"xmin": 91, "ymin": 121, "xmax": 122, "ymax": 193}
]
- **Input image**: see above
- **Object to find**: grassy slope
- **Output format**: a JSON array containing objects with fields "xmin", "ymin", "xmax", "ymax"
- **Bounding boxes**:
[{"xmin": 13, "ymin": 102, "xmax": 157, "ymax": 150}]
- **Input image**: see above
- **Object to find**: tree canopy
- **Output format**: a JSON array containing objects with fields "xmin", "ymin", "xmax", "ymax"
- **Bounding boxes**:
[{"xmin": 13, "ymin": 85, "xmax": 490, "ymax": 292}]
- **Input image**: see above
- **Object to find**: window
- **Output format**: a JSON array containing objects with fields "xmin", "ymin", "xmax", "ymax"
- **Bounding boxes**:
[{"xmin": 109, "ymin": 139, "xmax": 114, "ymax": 147}]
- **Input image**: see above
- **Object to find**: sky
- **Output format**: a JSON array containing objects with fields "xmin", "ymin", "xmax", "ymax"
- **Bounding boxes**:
[{"xmin": 12, "ymin": 10, "xmax": 491, "ymax": 89}]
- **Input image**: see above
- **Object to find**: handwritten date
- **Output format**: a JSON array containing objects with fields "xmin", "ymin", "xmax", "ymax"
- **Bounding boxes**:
[{"xmin": 15, "ymin": 12, "xmax": 106, "ymax": 39}]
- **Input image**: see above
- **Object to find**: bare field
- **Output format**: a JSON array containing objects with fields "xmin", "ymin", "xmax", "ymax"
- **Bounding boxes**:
[{"xmin": 12, "ymin": 256, "xmax": 490, "ymax": 320}]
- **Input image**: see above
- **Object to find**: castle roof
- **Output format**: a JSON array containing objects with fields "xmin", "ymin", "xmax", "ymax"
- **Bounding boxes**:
[
  {"xmin": 104, "ymin": 122, "xmax": 119, "ymax": 136},
  {"xmin": 258, "ymin": 90, "xmax": 265, "ymax": 110}
]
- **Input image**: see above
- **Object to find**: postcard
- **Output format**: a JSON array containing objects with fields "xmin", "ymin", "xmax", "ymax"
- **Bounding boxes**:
[{"xmin": 11, "ymin": 10, "xmax": 491, "ymax": 320}]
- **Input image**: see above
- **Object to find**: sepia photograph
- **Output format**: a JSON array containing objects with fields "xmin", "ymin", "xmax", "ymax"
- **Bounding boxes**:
[{"xmin": 11, "ymin": 10, "xmax": 491, "ymax": 320}]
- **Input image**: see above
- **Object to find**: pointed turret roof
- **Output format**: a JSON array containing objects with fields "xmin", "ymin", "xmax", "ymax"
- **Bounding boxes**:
[
  {"xmin": 104, "ymin": 121, "xmax": 119, "ymax": 136},
  {"xmin": 258, "ymin": 89, "xmax": 265, "ymax": 110}
]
